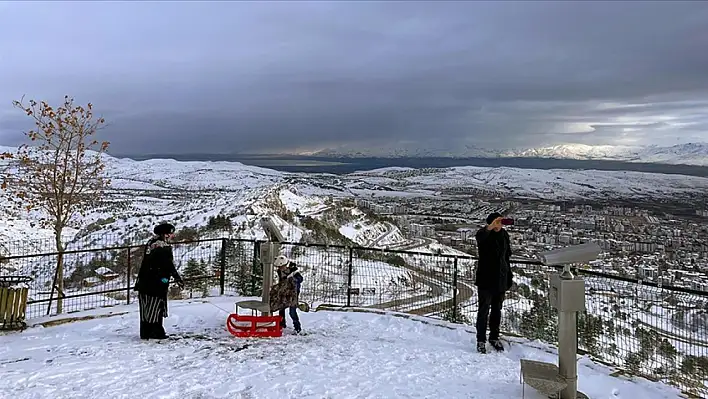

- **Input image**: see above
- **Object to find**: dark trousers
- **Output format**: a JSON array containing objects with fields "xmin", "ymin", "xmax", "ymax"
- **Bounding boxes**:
[
  {"xmin": 139, "ymin": 293, "xmax": 167, "ymax": 339},
  {"xmin": 476, "ymin": 289, "xmax": 505, "ymax": 343},
  {"xmin": 278, "ymin": 306, "xmax": 301, "ymax": 330}
]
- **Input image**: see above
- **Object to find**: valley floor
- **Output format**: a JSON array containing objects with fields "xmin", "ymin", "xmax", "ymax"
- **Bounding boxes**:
[{"xmin": 0, "ymin": 297, "xmax": 682, "ymax": 399}]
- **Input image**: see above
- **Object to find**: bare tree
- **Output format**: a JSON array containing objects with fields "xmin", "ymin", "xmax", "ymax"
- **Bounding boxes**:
[{"xmin": 0, "ymin": 96, "xmax": 110, "ymax": 314}]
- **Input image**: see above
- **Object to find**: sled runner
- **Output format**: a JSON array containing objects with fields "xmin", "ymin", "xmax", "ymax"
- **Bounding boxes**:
[{"xmin": 226, "ymin": 300, "xmax": 283, "ymax": 338}]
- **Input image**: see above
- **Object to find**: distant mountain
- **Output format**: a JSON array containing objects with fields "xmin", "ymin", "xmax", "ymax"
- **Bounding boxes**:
[
  {"xmin": 307, "ymin": 142, "xmax": 708, "ymax": 166},
  {"xmin": 309, "ymin": 143, "xmax": 500, "ymax": 159},
  {"xmin": 503, "ymin": 144, "xmax": 642, "ymax": 161},
  {"xmin": 350, "ymin": 165, "xmax": 708, "ymax": 201},
  {"xmin": 636, "ymin": 143, "xmax": 708, "ymax": 166}
]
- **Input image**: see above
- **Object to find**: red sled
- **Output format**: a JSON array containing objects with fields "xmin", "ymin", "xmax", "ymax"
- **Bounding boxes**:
[{"xmin": 226, "ymin": 313, "xmax": 283, "ymax": 338}]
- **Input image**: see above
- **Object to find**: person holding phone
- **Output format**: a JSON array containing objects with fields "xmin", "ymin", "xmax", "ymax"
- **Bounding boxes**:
[{"xmin": 474, "ymin": 212, "xmax": 513, "ymax": 353}]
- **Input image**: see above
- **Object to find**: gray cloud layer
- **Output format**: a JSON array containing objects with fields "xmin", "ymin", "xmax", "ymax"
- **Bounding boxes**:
[{"xmin": 1, "ymin": 1, "xmax": 708, "ymax": 154}]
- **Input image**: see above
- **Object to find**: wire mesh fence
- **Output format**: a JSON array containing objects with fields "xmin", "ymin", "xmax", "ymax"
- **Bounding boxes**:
[
  {"xmin": 1, "ymin": 237, "xmax": 707, "ymax": 397},
  {"xmin": 0, "ymin": 237, "xmax": 225, "ymax": 319}
]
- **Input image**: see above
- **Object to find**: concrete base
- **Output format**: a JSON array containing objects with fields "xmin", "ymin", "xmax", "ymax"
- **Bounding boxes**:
[
  {"xmin": 520, "ymin": 359, "xmax": 566, "ymax": 398},
  {"xmin": 520, "ymin": 359, "xmax": 591, "ymax": 399}
]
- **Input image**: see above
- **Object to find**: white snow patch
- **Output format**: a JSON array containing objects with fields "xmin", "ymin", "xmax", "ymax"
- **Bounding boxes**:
[{"xmin": 0, "ymin": 297, "xmax": 682, "ymax": 399}]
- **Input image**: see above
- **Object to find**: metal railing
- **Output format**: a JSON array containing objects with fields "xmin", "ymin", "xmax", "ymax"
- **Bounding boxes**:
[{"xmin": 1, "ymin": 237, "xmax": 707, "ymax": 397}]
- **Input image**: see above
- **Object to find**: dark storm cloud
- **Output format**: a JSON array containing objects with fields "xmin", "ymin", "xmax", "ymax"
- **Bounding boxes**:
[{"xmin": 1, "ymin": 1, "xmax": 707, "ymax": 154}]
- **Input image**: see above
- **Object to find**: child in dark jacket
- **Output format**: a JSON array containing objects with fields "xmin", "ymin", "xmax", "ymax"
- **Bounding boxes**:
[{"xmin": 274, "ymin": 255, "xmax": 304, "ymax": 333}]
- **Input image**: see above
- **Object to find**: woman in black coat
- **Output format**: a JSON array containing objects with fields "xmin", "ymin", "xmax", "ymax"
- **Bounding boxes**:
[{"xmin": 134, "ymin": 223, "xmax": 184, "ymax": 339}]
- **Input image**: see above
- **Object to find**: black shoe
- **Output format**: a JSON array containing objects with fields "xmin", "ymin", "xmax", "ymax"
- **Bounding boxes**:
[
  {"xmin": 489, "ymin": 339, "xmax": 504, "ymax": 352},
  {"xmin": 140, "ymin": 322, "xmax": 150, "ymax": 340},
  {"xmin": 149, "ymin": 323, "xmax": 168, "ymax": 339},
  {"xmin": 476, "ymin": 342, "xmax": 487, "ymax": 354}
]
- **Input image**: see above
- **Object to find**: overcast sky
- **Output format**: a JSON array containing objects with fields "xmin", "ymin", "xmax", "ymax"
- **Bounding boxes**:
[{"xmin": 1, "ymin": 1, "xmax": 708, "ymax": 154}]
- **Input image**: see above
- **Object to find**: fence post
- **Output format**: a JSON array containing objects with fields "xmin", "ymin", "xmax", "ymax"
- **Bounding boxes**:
[
  {"xmin": 346, "ymin": 246, "xmax": 353, "ymax": 307},
  {"xmin": 126, "ymin": 248, "xmax": 132, "ymax": 305},
  {"xmin": 46, "ymin": 255, "xmax": 61, "ymax": 316},
  {"xmin": 219, "ymin": 238, "xmax": 227, "ymax": 296},
  {"xmin": 452, "ymin": 256, "xmax": 458, "ymax": 323},
  {"xmin": 252, "ymin": 241, "xmax": 261, "ymax": 296}
]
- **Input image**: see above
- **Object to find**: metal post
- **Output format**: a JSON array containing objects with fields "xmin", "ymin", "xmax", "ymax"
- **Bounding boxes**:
[
  {"xmin": 524, "ymin": 243, "xmax": 597, "ymax": 399},
  {"xmin": 219, "ymin": 238, "xmax": 227, "ymax": 295},
  {"xmin": 559, "ymin": 308, "xmax": 578, "ymax": 398},
  {"xmin": 452, "ymin": 256, "xmax": 458, "ymax": 323},
  {"xmin": 551, "ymin": 272, "xmax": 587, "ymax": 399},
  {"xmin": 126, "ymin": 248, "xmax": 132, "ymax": 305},
  {"xmin": 260, "ymin": 242, "xmax": 277, "ymax": 316},
  {"xmin": 46, "ymin": 258, "xmax": 60, "ymax": 316},
  {"xmin": 346, "ymin": 247, "xmax": 353, "ymax": 307}
]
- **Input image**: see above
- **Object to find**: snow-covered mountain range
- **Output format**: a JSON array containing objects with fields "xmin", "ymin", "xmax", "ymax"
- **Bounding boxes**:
[
  {"xmin": 308, "ymin": 142, "xmax": 708, "ymax": 166},
  {"xmin": 0, "ymin": 148, "xmax": 706, "ymax": 257},
  {"xmin": 350, "ymin": 165, "xmax": 708, "ymax": 200}
]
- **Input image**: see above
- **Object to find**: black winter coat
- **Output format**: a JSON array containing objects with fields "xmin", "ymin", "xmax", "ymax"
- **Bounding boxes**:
[
  {"xmin": 134, "ymin": 238, "xmax": 183, "ymax": 297},
  {"xmin": 475, "ymin": 227, "xmax": 513, "ymax": 293}
]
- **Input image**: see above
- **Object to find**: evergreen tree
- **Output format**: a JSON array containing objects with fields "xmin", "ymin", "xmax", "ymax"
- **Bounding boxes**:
[
  {"xmin": 174, "ymin": 227, "xmax": 199, "ymax": 242},
  {"xmin": 578, "ymin": 312, "xmax": 604, "ymax": 355},
  {"xmin": 222, "ymin": 239, "xmax": 239, "ymax": 291},
  {"xmin": 206, "ymin": 214, "xmax": 231, "ymax": 231},
  {"xmin": 183, "ymin": 258, "xmax": 209, "ymax": 298},
  {"xmin": 657, "ymin": 339, "xmax": 678, "ymax": 363},
  {"xmin": 520, "ymin": 295, "xmax": 558, "ymax": 343},
  {"xmin": 221, "ymin": 239, "xmax": 264, "ymax": 297},
  {"xmin": 113, "ymin": 247, "xmax": 144, "ymax": 277},
  {"xmin": 232, "ymin": 240, "xmax": 262, "ymax": 296},
  {"xmin": 636, "ymin": 326, "xmax": 659, "ymax": 361},
  {"xmin": 442, "ymin": 304, "xmax": 471, "ymax": 324},
  {"xmin": 681, "ymin": 355, "xmax": 708, "ymax": 377},
  {"xmin": 625, "ymin": 352, "xmax": 643, "ymax": 373}
]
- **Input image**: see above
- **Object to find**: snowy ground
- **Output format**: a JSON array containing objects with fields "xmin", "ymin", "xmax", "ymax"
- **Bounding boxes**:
[{"xmin": 0, "ymin": 296, "xmax": 681, "ymax": 399}]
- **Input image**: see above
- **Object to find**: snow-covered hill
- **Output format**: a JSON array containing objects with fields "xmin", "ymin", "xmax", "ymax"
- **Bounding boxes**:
[
  {"xmin": 0, "ymin": 148, "xmax": 706, "ymax": 256},
  {"xmin": 349, "ymin": 166, "xmax": 708, "ymax": 201},
  {"xmin": 309, "ymin": 142, "xmax": 708, "ymax": 166},
  {"xmin": 0, "ymin": 149, "xmax": 441, "ymax": 303}
]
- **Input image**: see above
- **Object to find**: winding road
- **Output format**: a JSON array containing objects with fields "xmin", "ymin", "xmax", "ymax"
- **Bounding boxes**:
[
  {"xmin": 367, "ymin": 261, "xmax": 476, "ymax": 317},
  {"xmin": 370, "ymin": 222, "xmax": 400, "ymax": 247}
]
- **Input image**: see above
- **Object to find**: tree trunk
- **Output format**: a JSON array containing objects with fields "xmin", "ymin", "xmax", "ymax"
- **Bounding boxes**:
[{"xmin": 54, "ymin": 230, "xmax": 65, "ymax": 314}]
